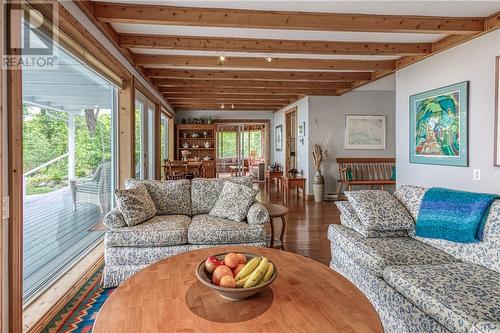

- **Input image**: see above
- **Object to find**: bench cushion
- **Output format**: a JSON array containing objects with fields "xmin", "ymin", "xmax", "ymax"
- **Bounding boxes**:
[
  {"xmin": 328, "ymin": 225, "xmax": 456, "ymax": 277},
  {"xmin": 336, "ymin": 201, "xmax": 407, "ymax": 238},
  {"xmin": 345, "ymin": 190, "xmax": 414, "ymax": 231},
  {"xmin": 384, "ymin": 263, "xmax": 500, "ymax": 333},
  {"xmin": 125, "ymin": 179, "xmax": 191, "ymax": 216},
  {"xmin": 191, "ymin": 176, "xmax": 253, "ymax": 215},
  {"xmin": 106, "ymin": 215, "xmax": 191, "ymax": 247},
  {"xmin": 188, "ymin": 214, "xmax": 266, "ymax": 245}
]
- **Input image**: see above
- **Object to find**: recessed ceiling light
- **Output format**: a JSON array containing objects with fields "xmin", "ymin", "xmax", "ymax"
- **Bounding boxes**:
[
  {"xmin": 231, "ymin": 104, "xmax": 235, "ymax": 109},
  {"xmin": 221, "ymin": 104, "xmax": 225, "ymax": 109}
]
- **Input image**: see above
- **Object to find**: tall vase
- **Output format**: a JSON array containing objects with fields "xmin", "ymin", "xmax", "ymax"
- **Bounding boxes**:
[{"xmin": 313, "ymin": 171, "xmax": 324, "ymax": 202}]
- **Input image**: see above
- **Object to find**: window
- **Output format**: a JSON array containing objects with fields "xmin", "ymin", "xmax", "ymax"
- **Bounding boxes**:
[{"xmin": 22, "ymin": 29, "xmax": 117, "ymax": 302}]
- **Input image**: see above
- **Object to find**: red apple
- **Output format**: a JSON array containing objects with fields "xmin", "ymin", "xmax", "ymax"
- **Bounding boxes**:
[{"xmin": 205, "ymin": 256, "xmax": 223, "ymax": 274}]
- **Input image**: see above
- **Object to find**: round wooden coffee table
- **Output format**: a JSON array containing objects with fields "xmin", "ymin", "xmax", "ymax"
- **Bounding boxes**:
[
  {"xmin": 263, "ymin": 203, "xmax": 289, "ymax": 250},
  {"xmin": 93, "ymin": 247, "xmax": 382, "ymax": 333}
]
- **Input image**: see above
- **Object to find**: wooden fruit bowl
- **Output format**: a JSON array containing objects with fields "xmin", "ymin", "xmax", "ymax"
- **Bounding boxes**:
[{"xmin": 196, "ymin": 252, "xmax": 278, "ymax": 302}]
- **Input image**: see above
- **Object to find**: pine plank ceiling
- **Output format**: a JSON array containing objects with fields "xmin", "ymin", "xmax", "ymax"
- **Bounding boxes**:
[{"xmin": 79, "ymin": 1, "xmax": 500, "ymax": 111}]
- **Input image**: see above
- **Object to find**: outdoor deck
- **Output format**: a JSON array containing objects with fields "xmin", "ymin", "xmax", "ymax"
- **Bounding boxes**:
[{"xmin": 24, "ymin": 187, "xmax": 105, "ymax": 301}]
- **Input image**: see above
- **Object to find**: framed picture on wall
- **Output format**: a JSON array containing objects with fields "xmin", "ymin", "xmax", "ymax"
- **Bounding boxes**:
[
  {"xmin": 409, "ymin": 81, "xmax": 469, "ymax": 167},
  {"xmin": 275, "ymin": 125, "xmax": 283, "ymax": 151},
  {"xmin": 495, "ymin": 56, "xmax": 500, "ymax": 167},
  {"xmin": 298, "ymin": 121, "xmax": 305, "ymax": 137},
  {"xmin": 345, "ymin": 115, "xmax": 386, "ymax": 150}
]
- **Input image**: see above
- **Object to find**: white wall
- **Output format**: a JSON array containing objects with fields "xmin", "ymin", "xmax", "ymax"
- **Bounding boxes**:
[
  {"xmin": 308, "ymin": 91, "xmax": 396, "ymax": 194},
  {"xmin": 273, "ymin": 97, "xmax": 310, "ymax": 191},
  {"xmin": 396, "ymin": 29, "xmax": 500, "ymax": 194}
]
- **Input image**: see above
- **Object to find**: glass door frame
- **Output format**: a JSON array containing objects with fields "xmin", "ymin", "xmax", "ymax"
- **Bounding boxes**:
[
  {"xmin": 135, "ymin": 90, "xmax": 156, "ymax": 180},
  {"xmin": 216, "ymin": 122, "xmax": 269, "ymax": 177}
]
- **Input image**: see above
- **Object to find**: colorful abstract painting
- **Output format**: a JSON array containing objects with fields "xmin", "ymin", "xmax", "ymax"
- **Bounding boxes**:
[{"xmin": 410, "ymin": 81, "xmax": 469, "ymax": 166}]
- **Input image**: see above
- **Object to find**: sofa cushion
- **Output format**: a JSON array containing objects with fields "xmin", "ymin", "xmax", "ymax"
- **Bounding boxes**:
[
  {"xmin": 114, "ymin": 184, "xmax": 156, "ymax": 226},
  {"xmin": 103, "ymin": 207, "xmax": 127, "ymax": 228},
  {"xmin": 336, "ymin": 201, "xmax": 407, "ymax": 238},
  {"xmin": 469, "ymin": 321, "xmax": 500, "ymax": 333},
  {"xmin": 125, "ymin": 179, "xmax": 191, "ymax": 216},
  {"xmin": 393, "ymin": 185, "xmax": 428, "ymax": 220},
  {"xmin": 345, "ymin": 190, "xmax": 414, "ymax": 231},
  {"xmin": 384, "ymin": 263, "xmax": 500, "ymax": 333},
  {"xmin": 247, "ymin": 202, "xmax": 270, "ymax": 225},
  {"xmin": 327, "ymin": 224, "xmax": 456, "ymax": 276},
  {"xmin": 106, "ymin": 215, "xmax": 191, "ymax": 247},
  {"xmin": 188, "ymin": 214, "xmax": 266, "ymax": 245},
  {"xmin": 210, "ymin": 181, "xmax": 258, "ymax": 222}
]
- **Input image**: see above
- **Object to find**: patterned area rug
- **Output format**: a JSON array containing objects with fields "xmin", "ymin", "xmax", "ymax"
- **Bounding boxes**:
[{"xmin": 42, "ymin": 267, "xmax": 114, "ymax": 333}]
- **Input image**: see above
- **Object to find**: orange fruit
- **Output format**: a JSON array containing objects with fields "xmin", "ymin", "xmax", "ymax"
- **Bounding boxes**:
[{"xmin": 220, "ymin": 275, "xmax": 236, "ymax": 288}]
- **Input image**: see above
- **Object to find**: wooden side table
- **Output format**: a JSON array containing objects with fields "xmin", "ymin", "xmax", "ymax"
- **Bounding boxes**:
[
  {"xmin": 265, "ymin": 170, "xmax": 283, "ymax": 188},
  {"xmin": 280, "ymin": 176, "xmax": 306, "ymax": 205},
  {"xmin": 263, "ymin": 203, "xmax": 289, "ymax": 250}
]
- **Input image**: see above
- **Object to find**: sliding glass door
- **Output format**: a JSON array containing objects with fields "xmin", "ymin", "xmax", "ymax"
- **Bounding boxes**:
[
  {"xmin": 134, "ymin": 93, "xmax": 156, "ymax": 180},
  {"xmin": 160, "ymin": 114, "xmax": 169, "ymax": 162},
  {"xmin": 22, "ymin": 30, "xmax": 117, "ymax": 302},
  {"xmin": 217, "ymin": 123, "xmax": 267, "ymax": 178}
]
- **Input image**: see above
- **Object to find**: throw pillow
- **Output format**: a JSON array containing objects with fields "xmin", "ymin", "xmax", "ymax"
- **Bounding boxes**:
[
  {"xmin": 336, "ymin": 201, "xmax": 408, "ymax": 238},
  {"xmin": 115, "ymin": 184, "xmax": 156, "ymax": 226},
  {"xmin": 191, "ymin": 176, "xmax": 254, "ymax": 215},
  {"xmin": 125, "ymin": 178, "xmax": 191, "ymax": 215},
  {"xmin": 209, "ymin": 181, "xmax": 258, "ymax": 222},
  {"xmin": 345, "ymin": 190, "xmax": 414, "ymax": 231}
]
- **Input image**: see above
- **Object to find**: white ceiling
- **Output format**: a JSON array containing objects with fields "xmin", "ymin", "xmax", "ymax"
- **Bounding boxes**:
[{"xmin": 95, "ymin": 0, "xmax": 500, "ymax": 17}]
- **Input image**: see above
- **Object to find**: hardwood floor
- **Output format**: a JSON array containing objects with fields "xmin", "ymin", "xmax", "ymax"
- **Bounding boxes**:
[{"xmin": 255, "ymin": 181, "xmax": 340, "ymax": 266}]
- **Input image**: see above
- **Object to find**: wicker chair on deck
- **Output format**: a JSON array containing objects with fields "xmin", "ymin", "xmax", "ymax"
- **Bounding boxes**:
[{"xmin": 69, "ymin": 161, "xmax": 111, "ymax": 213}]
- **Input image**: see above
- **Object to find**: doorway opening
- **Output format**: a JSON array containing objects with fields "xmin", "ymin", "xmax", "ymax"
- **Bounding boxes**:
[
  {"xmin": 285, "ymin": 108, "xmax": 298, "ymax": 175},
  {"xmin": 216, "ymin": 122, "xmax": 269, "ymax": 181}
]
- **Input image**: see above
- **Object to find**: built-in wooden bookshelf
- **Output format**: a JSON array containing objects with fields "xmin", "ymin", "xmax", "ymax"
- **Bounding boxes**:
[{"xmin": 175, "ymin": 124, "xmax": 217, "ymax": 177}]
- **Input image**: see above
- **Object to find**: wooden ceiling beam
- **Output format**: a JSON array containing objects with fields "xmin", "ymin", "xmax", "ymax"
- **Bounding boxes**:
[
  {"xmin": 119, "ymin": 34, "xmax": 431, "ymax": 55},
  {"xmin": 93, "ymin": 2, "xmax": 484, "ymax": 34},
  {"xmin": 160, "ymin": 87, "xmax": 338, "ymax": 95},
  {"xmin": 171, "ymin": 100, "xmax": 290, "ymax": 105},
  {"xmin": 175, "ymin": 106, "xmax": 279, "ymax": 111},
  {"xmin": 135, "ymin": 55, "xmax": 395, "ymax": 71},
  {"xmin": 154, "ymin": 78, "xmax": 351, "ymax": 89},
  {"xmin": 165, "ymin": 94, "xmax": 298, "ymax": 100},
  {"xmin": 144, "ymin": 68, "xmax": 371, "ymax": 81}
]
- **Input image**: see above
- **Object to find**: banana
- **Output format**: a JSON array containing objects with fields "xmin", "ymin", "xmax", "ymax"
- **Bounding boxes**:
[
  {"xmin": 236, "ymin": 274, "xmax": 251, "ymax": 288},
  {"xmin": 235, "ymin": 257, "xmax": 260, "ymax": 281},
  {"xmin": 243, "ymin": 257, "xmax": 269, "ymax": 288},
  {"xmin": 260, "ymin": 262, "xmax": 274, "ymax": 284}
]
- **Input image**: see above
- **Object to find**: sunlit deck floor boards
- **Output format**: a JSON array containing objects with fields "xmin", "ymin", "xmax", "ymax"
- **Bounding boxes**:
[{"xmin": 23, "ymin": 187, "xmax": 105, "ymax": 301}]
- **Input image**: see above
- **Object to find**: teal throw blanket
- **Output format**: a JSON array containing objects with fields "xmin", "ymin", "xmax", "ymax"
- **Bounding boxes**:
[{"xmin": 416, "ymin": 187, "xmax": 497, "ymax": 243}]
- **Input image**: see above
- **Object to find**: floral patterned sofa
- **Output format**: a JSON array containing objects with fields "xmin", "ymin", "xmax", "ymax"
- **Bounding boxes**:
[
  {"xmin": 102, "ymin": 176, "xmax": 269, "ymax": 287},
  {"xmin": 329, "ymin": 185, "xmax": 500, "ymax": 333}
]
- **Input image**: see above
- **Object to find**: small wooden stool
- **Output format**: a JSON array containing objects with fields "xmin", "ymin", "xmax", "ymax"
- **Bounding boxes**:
[
  {"xmin": 280, "ymin": 176, "xmax": 306, "ymax": 205},
  {"xmin": 265, "ymin": 170, "xmax": 283, "ymax": 189},
  {"xmin": 263, "ymin": 203, "xmax": 289, "ymax": 250}
]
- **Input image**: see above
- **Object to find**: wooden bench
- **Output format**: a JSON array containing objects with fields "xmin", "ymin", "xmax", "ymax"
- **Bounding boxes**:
[{"xmin": 336, "ymin": 158, "xmax": 396, "ymax": 196}]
